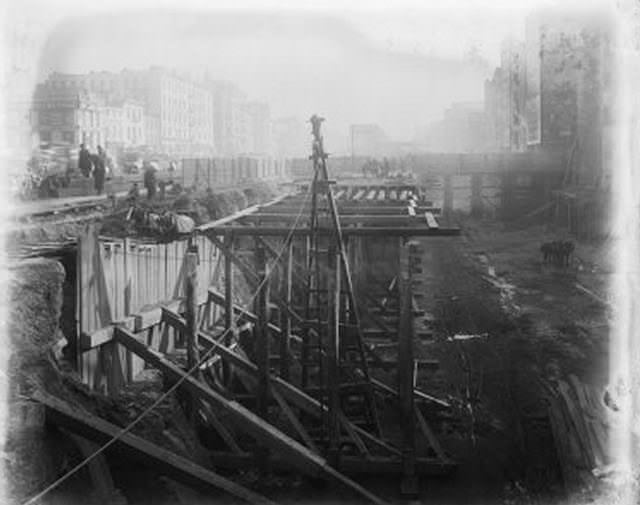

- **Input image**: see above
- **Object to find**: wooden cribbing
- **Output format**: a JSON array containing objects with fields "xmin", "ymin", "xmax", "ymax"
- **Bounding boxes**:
[
  {"xmin": 113, "ymin": 326, "xmax": 390, "ymax": 505},
  {"xmin": 31, "ymin": 390, "xmax": 277, "ymax": 505}
]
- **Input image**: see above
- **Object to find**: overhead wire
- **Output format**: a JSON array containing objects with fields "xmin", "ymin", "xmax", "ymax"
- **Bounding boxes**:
[{"xmin": 21, "ymin": 185, "xmax": 312, "ymax": 505}]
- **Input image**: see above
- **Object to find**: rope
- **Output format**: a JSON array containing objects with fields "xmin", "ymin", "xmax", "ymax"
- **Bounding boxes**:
[{"xmin": 21, "ymin": 187, "xmax": 312, "ymax": 505}]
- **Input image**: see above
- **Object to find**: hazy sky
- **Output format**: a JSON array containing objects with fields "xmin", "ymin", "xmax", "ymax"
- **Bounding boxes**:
[{"xmin": 32, "ymin": 3, "xmax": 537, "ymax": 141}]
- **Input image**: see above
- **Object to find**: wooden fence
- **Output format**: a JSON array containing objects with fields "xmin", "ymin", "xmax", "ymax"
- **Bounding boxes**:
[
  {"xmin": 181, "ymin": 157, "xmax": 291, "ymax": 188},
  {"xmin": 77, "ymin": 225, "xmax": 225, "ymax": 393}
]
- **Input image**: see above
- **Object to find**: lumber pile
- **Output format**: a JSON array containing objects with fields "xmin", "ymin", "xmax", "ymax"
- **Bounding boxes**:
[{"xmin": 544, "ymin": 375, "xmax": 610, "ymax": 490}]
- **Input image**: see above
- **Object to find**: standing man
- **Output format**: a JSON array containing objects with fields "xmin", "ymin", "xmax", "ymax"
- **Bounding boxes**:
[
  {"xmin": 91, "ymin": 151, "xmax": 106, "ymax": 195},
  {"xmin": 143, "ymin": 161, "xmax": 157, "ymax": 200},
  {"xmin": 78, "ymin": 144, "xmax": 92, "ymax": 178}
]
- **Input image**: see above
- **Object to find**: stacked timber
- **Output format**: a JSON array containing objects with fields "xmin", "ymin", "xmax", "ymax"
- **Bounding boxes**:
[{"xmin": 544, "ymin": 375, "xmax": 610, "ymax": 491}]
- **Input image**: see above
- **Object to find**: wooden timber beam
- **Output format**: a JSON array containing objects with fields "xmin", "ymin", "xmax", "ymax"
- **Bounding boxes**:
[
  {"xmin": 112, "ymin": 326, "xmax": 389, "ymax": 505},
  {"xmin": 207, "ymin": 288, "xmax": 449, "ymax": 408},
  {"xmin": 254, "ymin": 244, "xmax": 271, "ymax": 471},
  {"xmin": 262, "ymin": 206, "xmax": 441, "ymax": 215},
  {"xmin": 31, "ymin": 390, "xmax": 276, "ymax": 505},
  {"xmin": 207, "ymin": 235, "xmax": 304, "ymax": 324},
  {"xmin": 240, "ymin": 214, "xmax": 437, "ymax": 226},
  {"xmin": 208, "ymin": 452, "xmax": 455, "ymax": 476},
  {"xmin": 195, "ymin": 194, "xmax": 288, "ymax": 232},
  {"xmin": 194, "ymin": 328, "xmax": 402, "ymax": 458},
  {"xmin": 203, "ymin": 226, "xmax": 461, "ymax": 237}
]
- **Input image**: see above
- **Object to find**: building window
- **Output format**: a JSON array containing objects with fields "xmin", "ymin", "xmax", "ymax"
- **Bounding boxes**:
[
  {"xmin": 63, "ymin": 131, "xmax": 74, "ymax": 143},
  {"xmin": 40, "ymin": 131, "xmax": 51, "ymax": 142}
]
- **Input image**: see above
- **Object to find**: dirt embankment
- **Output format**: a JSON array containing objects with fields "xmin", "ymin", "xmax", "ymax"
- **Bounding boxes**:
[{"xmin": 9, "ymin": 182, "xmax": 282, "ymax": 247}]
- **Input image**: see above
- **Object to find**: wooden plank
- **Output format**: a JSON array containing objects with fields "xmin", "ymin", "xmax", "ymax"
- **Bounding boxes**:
[
  {"xmin": 196, "ymin": 194, "xmax": 288, "ymax": 231},
  {"xmin": 32, "ymin": 390, "xmax": 276, "ymax": 505},
  {"xmin": 113, "ymin": 327, "xmax": 388, "ymax": 505},
  {"xmin": 397, "ymin": 271, "xmax": 417, "ymax": 494},
  {"xmin": 198, "ymin": 400, "xmax": 243, "ymax": 454},
  {"xmin": 254, "ymin": 244, "xmax": 271, "ymax": 472},
  {"xmin": 66, "ymin": 432, "xmax": 122, "ymax": 504},
  {"xmin": 280, "ymin": 239, "xmax": 293, "ymax": 381},
  {"xmin": 326, "ymin": 247, "xmax": 341, "ymax": 465},
  {"xmin": 424, "ymin": 212, "xmax": 439, "ymax": 229},
  {"xmin": 265, "ymin": 205, "xmax": 441, "ymax": 215},
  {"xmin": 272, "ymin": 389, "xmax": 320, "ymax": 454},
  {"xmin": 208, "ymin": 452, "xmax": 455, "ymax": 476},
  {"xmin": 185, "ymin": 251, "xmax": 201, "ymax": 379},
  {"xmin": 114, "ymin": 326, "xmax": 325, "ymax": 474},
  {"xmin": 243, "ymin": 214, "xmax": 426, "ymax": 226},
  {"xmin": 415, "ymin": 406, "xmax": 450, "ymax": 462},
  {"xmin": 557, "ymin": 381, "xmax": 595, "ymax": 467},
  {"xmin": 196, "ymin": 328, "xmax": 402, "ymax": 458},
  {"xmin": 202, "ymin": 226, "xmax": 461, "ymax": 237},
  {"xmin": 209, "ymin": 234, "xmax": 303, "ymax": 324}
]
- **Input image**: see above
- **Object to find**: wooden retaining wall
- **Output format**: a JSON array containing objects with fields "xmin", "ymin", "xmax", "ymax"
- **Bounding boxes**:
[{"xmin": 77, "ymin": 225, "xmax": 224, "ymax": 393}]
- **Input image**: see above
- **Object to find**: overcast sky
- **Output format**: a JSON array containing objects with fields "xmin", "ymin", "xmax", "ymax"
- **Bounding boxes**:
[{"xmin": 26, "ymin": 0, "xmax": 608, "ymax": 141}]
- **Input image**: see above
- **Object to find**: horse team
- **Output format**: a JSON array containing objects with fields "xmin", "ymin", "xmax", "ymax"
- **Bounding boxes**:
[{"xmin": 540, "ymin": 240, "xmax": 575, "ymax": 267}]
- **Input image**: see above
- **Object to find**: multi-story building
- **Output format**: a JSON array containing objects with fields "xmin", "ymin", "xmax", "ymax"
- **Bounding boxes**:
[
  {"xmin": 245, "ymin": 101, "xmax": 271, "ymax": 154},
  {"xmin": 272, "ymin": 116, "xmax": 308, "ymax": 158},
  {"xmin": 207, "ymin": 80, "xmax": 248, "ymax": 156},
  {"xmin": 31, "ymin": 85, "xmax": 105, "ymax": 148},
  {"xmin": 350, "ymin": 124, "xmax": 389, "ymax": 157},
  {"xmin": 189, "ymin": 81, "xmax": 215, "ymax": 155},
  {"xmin": 523, "ymin": 8, "xmax": 613, "ymax": 183},
  {"xmin": 32, "ymin": 79, "xmax": 147, "ymax": 152},
  {"xmin": 101, "ymin": 99, "xmax": 146, "ymax": 150},
  {"xmin": 484, "ymin": 39, "xmax": 526, "ymax": 151},
  {"xmin": 439, "ymin": 102, "xmax": 487, "ymax": 152},
  {"xmin": 525, "ymin": 10, "xmax": 604, "ymax": 149},
  {"xmin": 42, "ymin": 67, "xmax": 216, "ymax": 155}
]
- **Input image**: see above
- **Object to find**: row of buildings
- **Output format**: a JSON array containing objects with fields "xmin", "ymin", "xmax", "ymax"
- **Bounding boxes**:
[
  {"xmin": 31, "ymin": 67, "xmax": 309, "ymax": 158},
  {"xmin": 416, "ymin": 8, "xmax": 614, "ymax": 186}
]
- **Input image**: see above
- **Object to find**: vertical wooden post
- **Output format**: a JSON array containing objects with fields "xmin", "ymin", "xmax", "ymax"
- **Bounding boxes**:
[
  {"xmin": 279, "ymin": 238, "xmax": 293, "ymax": 381},
  {"xmin": 223, "ymin": 233, "xmax": 235, "ymax": 384},
  {"xmin": 184, "ymin": 248, "xmax": 200, "ymax": 379},
  {"xmin": 254, "ymin": 244, "xmax": 270, "ymax": 473},
  {"xmin": 501, "ymin": 173, "xmax": 515, "ymax": 221},
  {"xmin": 327, "ymin": 245, "xmax": 341, "ymax": 467},
  {"xmin": 399, "ymin": 240, "xmax": 418, "ymax": 496},
  {"xmin": 471, "ymin": 173, "xmax": 483, "ymax": 217},
  {"xmin": 443, "ymin": 174, "xmax": 453, "ymax": 218}
]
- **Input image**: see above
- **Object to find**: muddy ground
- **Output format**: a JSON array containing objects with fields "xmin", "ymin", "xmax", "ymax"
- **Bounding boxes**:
[{"xmin": 405, "ymin": 214, "xmax": 611, "ymax": 505}]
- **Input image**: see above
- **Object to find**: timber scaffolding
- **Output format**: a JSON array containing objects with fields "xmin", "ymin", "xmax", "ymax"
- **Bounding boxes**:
[{"xmin": 37, "ymin": 117, "xmax": 462, "ymax": 503}]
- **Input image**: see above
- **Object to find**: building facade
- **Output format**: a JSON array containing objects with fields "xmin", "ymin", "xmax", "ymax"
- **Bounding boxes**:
[
  {"xmin": 484, "ymin": 40, "xmax": 527, "ymax": 152},
  {"xmin": 207, "ymin": 80, "xmax": 248, "ymax": 156},
  {"xmin": 350, "ymin": 124, "xmax": 390, "ymax": 157},
  {"xmin": 33, "ymin": 67, "xmax": 283, "ymax": 157},
  {"xmin": 31, "ymin": 85, "xmax": 105, "ymax": 148},
  {"xmin": 272, "ymin": 116, "xmax": 308, "ymax": 158},
  {"xmin": 245, "ymin": 101, "xmax": 271, "ymax": 154},
  {"xmin": 439, "ymin": 102, "xmax": 487, "ymax": 152}
]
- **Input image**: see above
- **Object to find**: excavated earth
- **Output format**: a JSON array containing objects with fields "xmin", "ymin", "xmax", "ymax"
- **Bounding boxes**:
[{"xmin": 4, "ymin": 190, "xmax": 619, "ymax": 505}]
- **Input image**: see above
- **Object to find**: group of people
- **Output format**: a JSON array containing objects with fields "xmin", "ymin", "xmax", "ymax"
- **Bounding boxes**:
[
  {"xmin": 78, "ymin": 144, "xmax": 109, "ymax": 195},
  {"xmin": 540, "ymin": 240, "xmax": 575, "ymax": 267}
]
